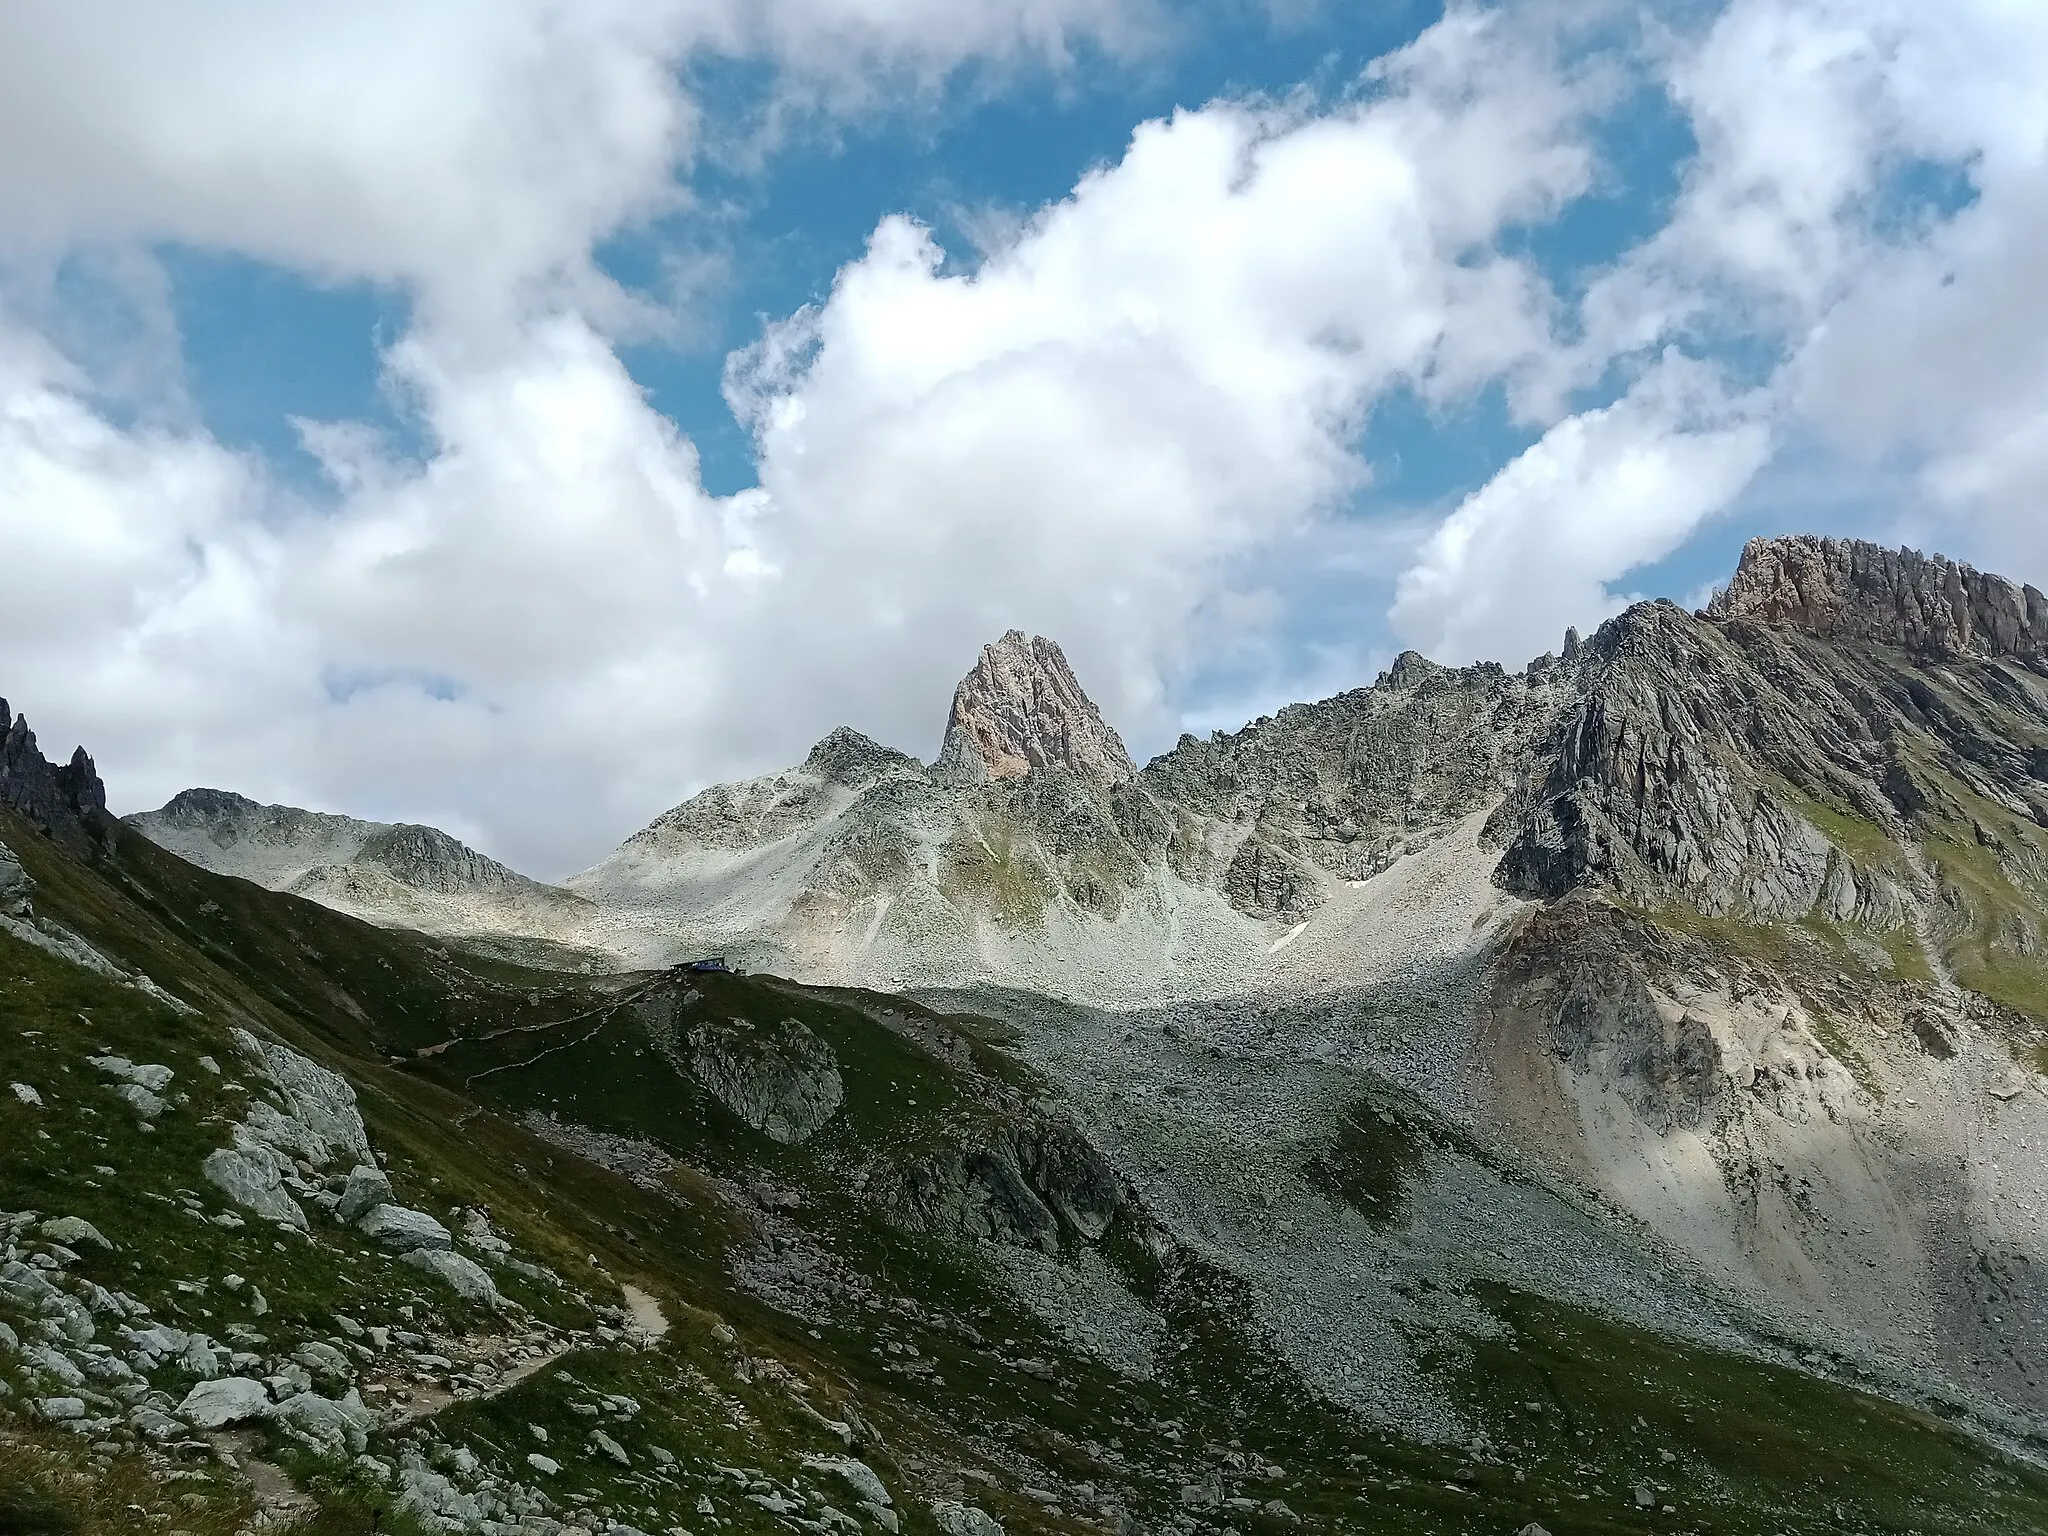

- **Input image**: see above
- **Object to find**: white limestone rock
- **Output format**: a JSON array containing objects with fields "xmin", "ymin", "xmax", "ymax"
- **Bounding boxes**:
[
  {"xmin": 400, "ymin": 1248, "xmax": 503, "ymax": 1306},
  {"xmin": 334, "ymin": 1164, "xmax": 394, "ymax": 1223},
  {"xmin": 179, "ymin": 1375, "xmax": 273, "ymax": 1428},
  {"xmin": 358, "ymin": 1204, "xmax": 453, "ymax": 1253},
  {"xmin": 39, "ymin": 1217, "xmax": 110, "ymax": 1251},
  {"xmin": 932, "ymin": 1503, "xmax": 1004, "ymax": 1536}
]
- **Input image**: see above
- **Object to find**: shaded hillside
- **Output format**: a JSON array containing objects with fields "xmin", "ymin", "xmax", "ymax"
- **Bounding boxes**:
[{"xmin": 8, "ymin": 749, "xmax": 2048, "ymax": 1533}]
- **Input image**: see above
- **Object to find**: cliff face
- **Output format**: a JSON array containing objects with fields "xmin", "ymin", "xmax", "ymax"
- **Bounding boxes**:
[
  {"xmin": 0, "ymin": 699, "xmax": 107, "ymax": 855},
  {"xmin": 1709, "ymin": 534, "xmax": 2048, "ymax": 660},
  {"xmin": 933, "ymin": 631, "xmax": 1136, "ymax": 790}
]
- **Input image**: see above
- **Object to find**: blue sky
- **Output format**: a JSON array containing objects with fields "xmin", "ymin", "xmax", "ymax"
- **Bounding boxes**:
[{"xmin": 1, "ymin": 1, "xmax": 2043, "ymax": 874}]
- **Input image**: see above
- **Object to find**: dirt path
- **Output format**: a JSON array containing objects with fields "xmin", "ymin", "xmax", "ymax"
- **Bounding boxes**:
[{"xmin": 621, "ymin": 1283, "xmax": 670, "ymax": 1339}]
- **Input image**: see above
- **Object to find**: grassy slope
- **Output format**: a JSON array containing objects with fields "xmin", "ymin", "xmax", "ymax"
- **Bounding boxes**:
[{"xmin": 4, "ymin": 812, "xmax": 2048, "ymax": 1533}]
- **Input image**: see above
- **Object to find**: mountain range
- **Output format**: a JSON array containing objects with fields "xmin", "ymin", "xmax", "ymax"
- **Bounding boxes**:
[{"xmin": 8, "ymin": 532, "xmax": 2048, "ymax": 1535}]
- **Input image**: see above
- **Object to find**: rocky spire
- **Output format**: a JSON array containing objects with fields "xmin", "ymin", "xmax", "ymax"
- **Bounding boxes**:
[
  {"xmin": 1708, "ymin": 534, "xmax": 2048, "ymax": 660},
  {"xmin": 933, "ymin": 631, "xmax": 1135, "ymax": 791},
  {"xmin": 0, "ymin": 697, "xmax": 108, "ymax": 854}
]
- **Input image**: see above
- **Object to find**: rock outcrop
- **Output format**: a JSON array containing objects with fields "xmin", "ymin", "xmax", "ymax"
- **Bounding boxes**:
[
  {"xmin": 1709, "ymin": 534, "xmax": 2048, "ymax": 660},
  {"xmin": 685, "ymin": 1015, "xmax": 845, "ymax": 1145},
  {"xmin": 934, "ymin": 631, "xmax": 1135, "ymax": 789},
  {"xmin": 877, "ymin": 1117, "xmax": 1131, "ymax": 1256},
  {"xmin": 0, "ymin": 699, "xmax": 107, "ymax": 855}
]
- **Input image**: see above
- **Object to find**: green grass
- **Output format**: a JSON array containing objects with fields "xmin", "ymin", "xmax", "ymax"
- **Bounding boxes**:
[{"xmin": 11, "ymin": 805, "xmax": 2048, "ymax": 1533}]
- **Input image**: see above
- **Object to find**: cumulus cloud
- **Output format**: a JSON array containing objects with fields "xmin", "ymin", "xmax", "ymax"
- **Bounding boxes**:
[
  {"xmin": 0, "ymin": 2, "xmax": 1610, "ymax": 876},
  {"xmin": 1391, "ymin": 355, "xmax": 1771, "ymax": 664},
  {"xmin": 1, "ymin": 0, "xmax": 2045, "ymax": 878}
]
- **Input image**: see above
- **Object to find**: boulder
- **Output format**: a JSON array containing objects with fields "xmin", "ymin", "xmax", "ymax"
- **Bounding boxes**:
[
  {"xmin": 273, "ymin": 1390, "xmax": 374, "ymax": 1458},
  {"xmin": 115, "ymin": 1083, "xmax": 167, "ymax": 1120},
  {"xmin": 932, "ymin": 1504, "xmax": 1004, "ymax": 1536},
  {"xmin": 231, "ymin": 1029, "xmax": 374, "ymax": 1167},
  {"xmin": 401, "ymin": 1248, "xmax": 503, "ymax": 1305},
  {"xmin": 803, "ymin": 1455, "xmax": 891, "ymax": 1509},
  {"xmin": 39, "ymin": 1217, "xmax": 110, "ymax": 1251},
  {"xmin": 178, "ymin": 1376, "xmax": 273, "ymax": 1428},
  {"xmin": 334, "ymin": 1164, "xmax": 394, "ymax": 1223},
  {"xmin": 358, "ymin": 1204, "xmax": 453, "ymax": 1253},
  {"xmin": 88, "ymin": 1057, "xmax": 174, "ymax": 1092},
  {"xmin": 202, "ymin": 1143, "xmax": 307, "ymax": 1228}
]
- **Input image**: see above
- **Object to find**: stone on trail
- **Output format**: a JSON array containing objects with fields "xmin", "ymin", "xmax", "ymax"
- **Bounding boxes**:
[
  {"xmin": 401, "ymin": 1247, "xmax": 503, "ymax": 1305},
  {"xmin": 358, "ymin": 1203, "xmax": 453, "ymax": 1252},
  {"xmin": 273, "ymin": 1389, "xmax": 374, "ymax": 1458},
  {"xmin": 179, "ymin": 1375, "xmax": 273, "ymax": 1428}
]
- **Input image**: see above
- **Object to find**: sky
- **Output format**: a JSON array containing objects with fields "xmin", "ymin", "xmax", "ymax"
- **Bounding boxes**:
[{"xmin": 2, "ymin": 0, "xmax": 2046, "ymax": 878}]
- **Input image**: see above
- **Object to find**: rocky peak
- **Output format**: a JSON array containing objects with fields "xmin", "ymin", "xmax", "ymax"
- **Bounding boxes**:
[
  {"xmin": 0, "ymin": 697, "xmax": 108, "ymax": 854},
  {"xmin": 932, "ymin": 631, "xmax": 1135, "ymax": 790},
  {"xmin": 1708, "ymin": 534, "xmax": 2048, "ymax": 660},
  {"xmin": 803, "ymin": 727, "xmax": 923, "ymax": 788}
]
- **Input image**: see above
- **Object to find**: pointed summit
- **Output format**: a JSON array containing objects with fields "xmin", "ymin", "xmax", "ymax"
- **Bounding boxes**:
[{"xmin": 933, "ymin": 631, "xmax": 1135, "ymax": 790}]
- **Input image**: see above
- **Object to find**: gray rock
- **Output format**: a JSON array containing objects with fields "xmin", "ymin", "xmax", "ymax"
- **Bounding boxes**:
[
  {"xmin": 686, "ymin": 1015, "xmax": 843, "ymax": 1144},
  {"xmin": 400, "ymin": 1247, "xmax": 503, "ymax": 1305},
  {"xmin": 931, "ymin": 1504, "xmax": 1004, "ymax": 1536},
  {"xmin": 202, "ymin": 1142, "xmax": 308, "ymax": 1228},
  {"xmin": 335, "ymin": 1164, "xmax": 395, "ymax": 1223},
  {"xmin": 114, "ymin": 1083, "xmax": 167, "ymax": 1120},
  {"xmin": 396, "ymin": 1464, "xmax": 485, "ymax": 1532},
  {"xmin": 128, "ymin": 1405, "xmax": 186, "ymax": 1440},
  {"xmin": 22, "ymin": 1342, "xmax": 86, "ymax": 1386},
  {"xmin": 39, "ymin": 1217, "xmax": 111, "ymax": 1250},
  {"xmin": 933, "ymin": 630, "xmax": 1135, "ymax": 790},
  {"xmin": 802, "ymin": 1456, "xmax": 891, "ymax": 1508},
  {"xmin": 360, "ymin": 1204, "xmax": 454, "ymax": 1252},
  {"xmin": 88, "ymin": 1057, "xmax": 174, "ymax": 1093},
  {"xmin": 0, "ymin": 839, "xmax": 30, "ymax": 916},
  {"xmin": 231, "ymin": 1028, "xmax": 374, "ymax": 1166},
  {"xmin": 10, "ymin": 1082, "xmax": 42, "ymax": 1107},
  {"xmin": 178, "ymin": 1376, "xmax": 273, "ymax": 1428},
  {"xmin": 589, "ymin": 1428, "xmax": 630, "ymax": 1465},
  {"xmin": 273, "ymin": 1390, "xmax": 374, "ymax": 1459},
  {"xmin": 34, "ymin": 1396, "xmax": 86, "ymax": 1421},
  {"xmin": 527, "ymin": 1453, "xmax": 561, "ymax": 1476},
  {"xmin": 293, "ymin": 1341, "xmax": 354, "ymax": 1383}
]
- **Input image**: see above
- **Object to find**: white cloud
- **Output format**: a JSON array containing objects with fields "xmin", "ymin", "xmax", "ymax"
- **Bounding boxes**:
[
  {"xmin": 5, "ymin": 0, "xmax": 2047, "ymax": 880},
  {"xmin": 1391, "ymin": 354, "xmax": 1771, "ymax": 665},
  {"xmin": 0, "ymin": 0, "xmax": 1152, "ymax": 334}
]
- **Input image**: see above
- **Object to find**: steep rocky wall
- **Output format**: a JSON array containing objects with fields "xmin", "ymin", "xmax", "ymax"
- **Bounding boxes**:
[
  {"xmin": 0, "ymin": 699, "xmax": 107, "ymax": 856},
  {"xmin": 1491, "ymin": 602, "xmax": 1934, "ymax": 921},
  {"xmin": 1710, "ymin": 535, "xmax": 2048, "ymax": 661}
]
